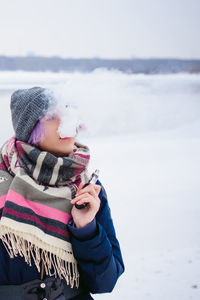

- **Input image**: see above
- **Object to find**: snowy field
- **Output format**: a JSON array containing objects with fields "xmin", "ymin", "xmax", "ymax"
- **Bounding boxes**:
[{"xmin": 0, "ymin": 70, "xmax": 200, "ymax": 300}]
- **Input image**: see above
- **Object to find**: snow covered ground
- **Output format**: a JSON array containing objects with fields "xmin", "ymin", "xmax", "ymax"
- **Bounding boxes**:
[
  {"xmin": 0, "ymin": 70, "xmax": 200, "ymax": 299},
  {"xmin": 91, "ymin": 133, "xmax": 200, "ymax": 300}
]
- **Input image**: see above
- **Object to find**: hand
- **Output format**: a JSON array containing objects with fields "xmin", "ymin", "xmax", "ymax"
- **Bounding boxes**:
[{"xmin": 71, "ymin": 183, "xmax": 101, "ymax": 228}]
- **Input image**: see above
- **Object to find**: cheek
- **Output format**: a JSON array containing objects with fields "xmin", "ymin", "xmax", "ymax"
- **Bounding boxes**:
[{"xmin": 44, "ymin": 122, "xmax": 60, "ymax": 141}]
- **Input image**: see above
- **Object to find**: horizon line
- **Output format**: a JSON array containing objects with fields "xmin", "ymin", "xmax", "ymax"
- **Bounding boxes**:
[{"xmin": 0, "ymin": 55, "xmax": 200, "ymax": 61}]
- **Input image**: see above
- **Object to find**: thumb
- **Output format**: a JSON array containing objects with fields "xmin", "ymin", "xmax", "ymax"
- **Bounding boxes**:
[{"xmin": 94, "ymin": 184, "xmax": 101, "ymax": 196}]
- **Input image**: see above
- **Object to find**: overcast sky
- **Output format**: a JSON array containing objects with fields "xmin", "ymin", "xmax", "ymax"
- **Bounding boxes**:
[{"xmin": 0, "ymin": 0, "xmax": 199, "ymax": 59}]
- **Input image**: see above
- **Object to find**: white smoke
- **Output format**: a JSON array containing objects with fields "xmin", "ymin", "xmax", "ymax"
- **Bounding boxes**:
[
  {"xmin": 43, "ymin": 87, "xmax": 84, "ymax": 139},
  {"xmin": 57, "ymin": 105, "xmax": 80, "ymax": 138}
]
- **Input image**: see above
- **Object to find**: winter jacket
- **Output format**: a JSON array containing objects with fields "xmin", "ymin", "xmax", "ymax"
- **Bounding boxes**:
[{"xmin": 0, "ymin": 180, "xmax": 124, "ymax": 299}]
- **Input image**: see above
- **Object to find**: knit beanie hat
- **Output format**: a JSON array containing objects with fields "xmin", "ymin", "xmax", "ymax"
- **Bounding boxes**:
[{"xmin": 10, "ymin": 87, "xmax": 54, "ymax": 142}]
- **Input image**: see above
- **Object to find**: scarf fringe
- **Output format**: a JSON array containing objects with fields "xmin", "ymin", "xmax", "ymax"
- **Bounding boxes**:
[{"xmin": 0, "ymin": 229, "xmax": 79, "ymax": 288}]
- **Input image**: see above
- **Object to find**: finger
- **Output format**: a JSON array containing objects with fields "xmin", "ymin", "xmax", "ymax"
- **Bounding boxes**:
[
  {"xmin": 77, "ymin": 182, "xmax": 84, "ymax": 194},
  {"xmin": 77, "ymin": 184, "xmax": 96, "ymax": 198},
  {"xmin": 75, "ymin": 197, "xmax": 92, "ymax": 206},
  {"xmin": 75, "ymin": 196, "xmax": 99, "ymax": 208},
  {"xmin": 71, "ymin": 192, "xmax": 90, "ymax": 204}
]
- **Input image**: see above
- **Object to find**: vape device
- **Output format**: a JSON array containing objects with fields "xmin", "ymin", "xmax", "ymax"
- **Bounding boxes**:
[{"xmin": 75, "ymin": 169, "xmax": 100, "ymax": 209}]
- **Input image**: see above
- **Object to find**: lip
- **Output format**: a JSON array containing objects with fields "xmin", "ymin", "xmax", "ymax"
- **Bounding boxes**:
[{"xmin": 60, "ymin": 137, "xmax": 73, "ymax": 140}]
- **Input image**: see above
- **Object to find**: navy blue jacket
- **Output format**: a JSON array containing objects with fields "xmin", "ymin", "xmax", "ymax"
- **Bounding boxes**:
[{"xmin": 0, "ymin": 180, "xmax": 125, "ymax": 299}]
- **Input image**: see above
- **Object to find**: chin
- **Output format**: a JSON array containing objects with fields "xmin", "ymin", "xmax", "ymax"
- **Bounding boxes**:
[{"xmin": 62, "ymin": 145, "xmax": 74, "ymax": 155}]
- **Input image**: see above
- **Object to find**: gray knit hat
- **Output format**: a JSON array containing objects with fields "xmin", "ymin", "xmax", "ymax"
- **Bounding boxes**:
[{"xmin": 10, "ymin": 87, "xmax": 53, "ymax": 142}]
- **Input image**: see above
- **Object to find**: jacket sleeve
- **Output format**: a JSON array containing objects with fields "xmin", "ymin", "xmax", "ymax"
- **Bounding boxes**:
[{"xmin": 67, "ymin": 180, "xmax": 125, "ymax": 294}]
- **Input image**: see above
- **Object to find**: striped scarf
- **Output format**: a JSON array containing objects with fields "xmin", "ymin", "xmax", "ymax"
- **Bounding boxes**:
[{"xmin": 0, "ymin": 137, "xmax": 90, "ymax": 288}]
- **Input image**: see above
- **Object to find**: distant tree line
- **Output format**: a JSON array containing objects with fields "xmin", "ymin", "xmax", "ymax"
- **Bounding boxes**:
[{"xmin": 0, "ymin": 56, "xmax": 199, "ymax": 74}]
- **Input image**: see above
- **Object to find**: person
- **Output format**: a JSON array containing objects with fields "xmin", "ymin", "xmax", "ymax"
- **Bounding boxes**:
[{"xmin": 0, "ymin": 87, "xmax": 124, "ymax": 300}]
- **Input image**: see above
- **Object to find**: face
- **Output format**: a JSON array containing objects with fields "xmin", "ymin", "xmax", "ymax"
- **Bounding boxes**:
[{"xmin": 37, "ymin": 114, "xmax": 76, "ymax": 157}]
